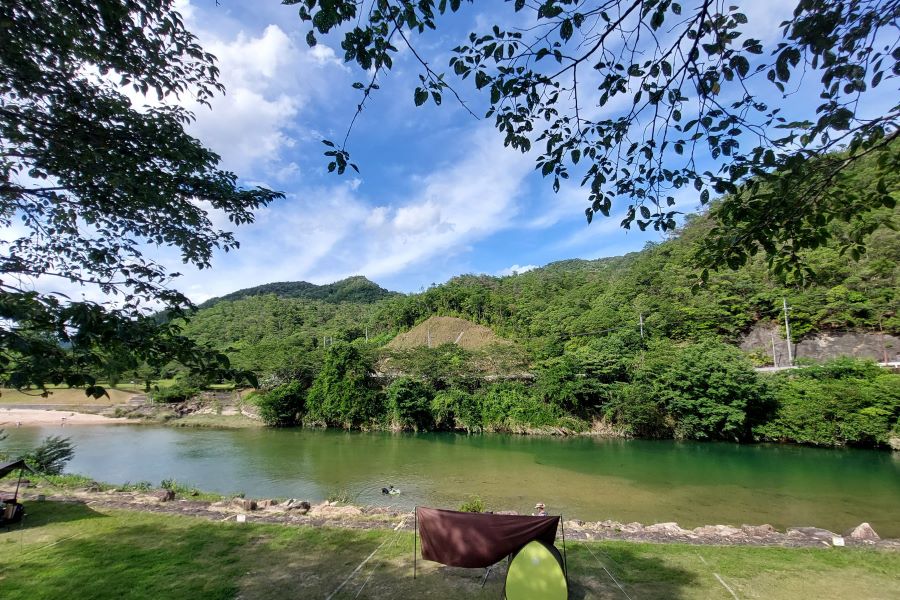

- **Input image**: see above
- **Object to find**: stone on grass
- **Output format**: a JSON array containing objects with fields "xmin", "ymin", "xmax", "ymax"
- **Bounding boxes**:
[
  {"xmin": 741, "ymin": 524, "xmax": 777, "ymax": 537},
  {"xmin": 231, "ymin": 497, "xmax": 257, "ymax": 511},
  {"xmin": 644, "ymin": 522, "xmax": 689, "ymax": 535},
  {"xmin": 257, "ymin": 499, "xmax": 276, "ymax": 509},
  {"xmin": 787, "ymin": 527, "xmax": 837, "ymax": 542},
  {"xmin": 847, "ymin": 523, "xmax": 880, "ymax": 542},
  {"xmin": 154, "ymin": 489, "xmax": 175, "ymax": 502},
  {"xmin": 285, "ymin": 499, "xmax": 311, "ymax": 514}
]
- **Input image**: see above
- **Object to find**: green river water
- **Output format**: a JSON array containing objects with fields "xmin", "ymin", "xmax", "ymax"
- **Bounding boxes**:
[{"xmin": 4, "ymin": 426, "xmax": 899, "ymax": 537}]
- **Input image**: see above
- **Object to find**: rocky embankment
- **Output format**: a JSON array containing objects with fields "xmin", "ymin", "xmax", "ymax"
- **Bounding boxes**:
[{"xmin": 17, "ymin": 485, "xmax": 899, "ymax": 551}]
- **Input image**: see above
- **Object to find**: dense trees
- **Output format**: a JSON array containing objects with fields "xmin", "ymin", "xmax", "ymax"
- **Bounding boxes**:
[{"xmin": 0, "ymin": 1, "xmax": 279, "ymax": 395}]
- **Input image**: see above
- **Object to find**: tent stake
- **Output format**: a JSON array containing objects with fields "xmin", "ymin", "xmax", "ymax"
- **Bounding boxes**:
[{"xmin": 560, "ymin": 514, "xmax": 569, "ymax": 586}]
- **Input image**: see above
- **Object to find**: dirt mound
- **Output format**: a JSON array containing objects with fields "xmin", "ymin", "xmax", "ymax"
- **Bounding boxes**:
[{"xmin": 386, "ymin": 316, "xmax": 507, "ymax": 350}]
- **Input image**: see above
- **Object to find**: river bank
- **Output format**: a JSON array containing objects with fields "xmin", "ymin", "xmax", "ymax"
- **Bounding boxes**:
[
  {"xmin": 0, "ymin": 407, "xmax": 139, "ymax": 426},
  {"xmin": 6, "ymin": 478, "xmax": 898, "ymax": 551}
]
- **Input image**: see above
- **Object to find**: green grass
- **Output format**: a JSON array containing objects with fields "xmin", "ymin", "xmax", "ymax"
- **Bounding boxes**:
[
  {"xmin": 0, "ymin": 386, "xmax": 136, "ymax": 405},
  {"xmin": 166, "ymin": 413, "xmax": 262, "ymax": 429},
  {"xmin": 1, "ymin": 501, "xmax": 898, "ymax": 599}
]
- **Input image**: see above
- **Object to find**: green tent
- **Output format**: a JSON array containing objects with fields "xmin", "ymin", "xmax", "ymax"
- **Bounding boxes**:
[{"xmin": 505, "ymin": 540, "xmax": 568, "ymax": 600}]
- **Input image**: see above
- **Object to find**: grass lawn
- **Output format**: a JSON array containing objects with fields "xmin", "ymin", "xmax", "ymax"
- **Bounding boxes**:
[
  {"xmin": 167, "ymin": 413, "xmax": 262, "ymax": 428},
  {"xmin": 1, "ymin": 502, "xmax": 898, "ymax": 599},
  {"xmin": 0, "ymin": 386, "xmax": 136, "ymax": 405}
]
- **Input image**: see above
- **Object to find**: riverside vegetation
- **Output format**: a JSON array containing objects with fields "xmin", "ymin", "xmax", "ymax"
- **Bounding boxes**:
[{"xmin": 114, "ymin": 158, "xmax": 899, "ymax": 448}]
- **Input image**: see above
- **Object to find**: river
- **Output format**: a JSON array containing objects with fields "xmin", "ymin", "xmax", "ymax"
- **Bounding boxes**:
[{"xmin": 4, "ymin": 426, "xmax": 899, "ymax": 537}]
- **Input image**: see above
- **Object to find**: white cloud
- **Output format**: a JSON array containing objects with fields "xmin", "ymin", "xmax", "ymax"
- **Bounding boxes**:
[{"xmin": 497, "ymin": 264, "xmax": 538, "ymax": 276}]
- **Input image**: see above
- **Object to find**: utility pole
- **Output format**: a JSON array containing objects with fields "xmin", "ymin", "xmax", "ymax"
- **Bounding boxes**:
[
  {"xmin": 639, "ymin": 314, "xmax": 644, "ymax": 340},
  {"xmin": 770, "ymin": 330, "xmax": 778, "ymax": 368},
  {"xmin": 782, "ymin": 297, "xmax": 793, "ymax": 365}
]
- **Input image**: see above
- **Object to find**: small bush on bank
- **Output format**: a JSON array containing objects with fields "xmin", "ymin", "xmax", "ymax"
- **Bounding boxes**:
[
  {"xmin": 459, "ymin": 495, "xmax": 485, "ymax": 513},
  {"xmin": 26, "ymin": 436, "xmax": 75, "ymax": 474},
  {"xmin": 150, "ymin": 382, "xmax": 199, "ymax": 403},
  {"xmin": 256, "ymin": 381, "xmax": 306, "ymax": 427}
]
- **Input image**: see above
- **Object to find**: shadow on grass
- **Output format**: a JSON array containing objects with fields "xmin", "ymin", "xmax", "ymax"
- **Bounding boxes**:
[
  {"xmin": 3, "ymin": 499, "xmax": 107, "ymax": 532},
  {"xmin": 1, "ymin": 510, "xmax": 697, "ymax": 600}
]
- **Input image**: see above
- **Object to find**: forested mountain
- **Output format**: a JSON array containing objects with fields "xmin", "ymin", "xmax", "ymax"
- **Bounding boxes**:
[
  {"xmin": 198, "ymin": 275, "xmax": 397, "ymax": 309},
  {"xmin": 180, "ymin": 201, "xmax": 898, "ymax": 377},
  {"xmin": 165, "ymin": 155, "xmax": 899, "ymax": 447}
]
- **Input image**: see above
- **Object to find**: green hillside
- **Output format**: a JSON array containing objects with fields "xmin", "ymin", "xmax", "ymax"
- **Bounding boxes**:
[
  {"xmin": 163, "ymin": 154, "xmax": 899, "ymax": 446},
  {"xmin": 198, "ymin": 275, "xmax": 397, "ymax": 309}
]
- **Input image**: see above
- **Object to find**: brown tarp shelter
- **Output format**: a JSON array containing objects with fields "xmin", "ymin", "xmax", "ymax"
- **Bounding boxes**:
[
  {"xmin": 0, "ymin": 459, "xmax": 34, "ymax": 481},
  {"xmin": 415, "ymin": 507, "xmax": 560, "ymax": 569}
]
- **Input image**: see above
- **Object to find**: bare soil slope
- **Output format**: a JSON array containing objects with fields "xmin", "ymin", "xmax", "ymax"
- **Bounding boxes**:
[{"xmin": 386, "ymin": 316, "xmax": 508, "ymax": 350}]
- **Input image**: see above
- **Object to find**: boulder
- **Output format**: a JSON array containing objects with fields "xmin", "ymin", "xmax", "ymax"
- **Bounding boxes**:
[
  {"xmin": 847, "ymin": 522, "xmax": 880, "ymax": 542},
  {"xmin": 741, "ymin": 524, "xmax": 777, "ymax": 537},
  {"xmin": 256, "ymin": 499, "xmax": 277, "ymax": 509},
  {"xmin": 787, "ymin": 527, "xmax": 837, "ymax": 542},
  {"xmin": 154, "ymin": 489, "xmax": 175, "ymax": 502},
  {"xmin": 285, "ymin": 499, "xmax": 311, "ymax": 514},
  {"xmin": 889, "ymin": 436, "xmax": 900, "ymax": 451},
  {"xmin": 620, "ymin": 522, "xmax": 644, "ymax": 533},
  {"xmin": 231, "ymin": 497, "xmax": 257, "ymax": 511},
  {"xmin": 694, "ymin": 525, "xmax": 742, "ymax": 537},
  {"xmin": 644, "ymin": 522, "xmax": 689, "ymax": 535}
]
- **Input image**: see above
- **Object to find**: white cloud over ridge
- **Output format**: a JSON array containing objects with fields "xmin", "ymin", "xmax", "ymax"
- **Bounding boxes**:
[{"xmin": 180, "ymin": 126, "xmax": 534, "ymax": 301}]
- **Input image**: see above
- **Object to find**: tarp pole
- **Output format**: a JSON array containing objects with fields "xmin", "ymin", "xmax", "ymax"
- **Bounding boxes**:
[
  {"xmin": 14, "ymin": 467, "xmax": 23, "ymax": 501},
  {"xmin": 560, "ymin": 514, "xmax": 569, "ymax": 586},
  {"xmin": 413, "ymin": 506, "xmax": 417, "ymax": 580}
]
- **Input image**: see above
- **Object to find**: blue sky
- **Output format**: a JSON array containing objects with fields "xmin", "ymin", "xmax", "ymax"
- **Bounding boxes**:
[{"xmin": 20, "ymin": 0, "xmax": 893, "ymax": 304}]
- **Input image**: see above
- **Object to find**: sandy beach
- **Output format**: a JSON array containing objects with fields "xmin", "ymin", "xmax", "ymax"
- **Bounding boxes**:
[{"xmin": 0, "ymin": 407, "xmax": 137, "ymax": 426}]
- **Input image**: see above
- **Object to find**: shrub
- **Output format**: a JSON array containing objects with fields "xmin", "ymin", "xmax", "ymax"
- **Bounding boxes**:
[
  {"xmin": 617, "ymin": 339, "xmax": 769, "ymax": 441},
  {"xmin": 459, "ymin": 495, "xmax": 485, "ymax": 513},
  {"xmin": 306, "ymin": 342, "xmax": 382, "ymax": 428},
  {"xmin": 150, "ymin": 382, "xmax": 199, "ymax": 403},
  {"xmin": 480, "ymin": 382, "xmax": 557, "ymax": 432},
  {"xmin": 26, "ymin": 436, "xmax": 75, "ymax": 474},
  {"xmin": 755, "ymin": 359, "xmax": 900, "ymax": 447},
  {"xmin": 256, "ymin": 381, "xmax": 307, "ymax": 427},
  {"xmin": 431, "ymin": 388, "xmax": 482, "ymax": 432},
  {"xmin": 386, "ymin": 377, "xmax": 433, "ymax": 430}
]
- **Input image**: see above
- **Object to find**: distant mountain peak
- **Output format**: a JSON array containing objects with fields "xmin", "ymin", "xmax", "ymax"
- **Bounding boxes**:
[{"xmin": 199, "ymin": 276, "xmax": 398, "ymax": 308}]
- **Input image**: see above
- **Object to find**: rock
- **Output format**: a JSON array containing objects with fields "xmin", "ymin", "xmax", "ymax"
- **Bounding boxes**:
[
  {"xmin": 563, "ymin": 520, "xmax": 584, "ymax": 531},
  {"xmin": 787, "ymin": 527, "xmax": 837, "ymax": 542},
  {"xmin": 231, "ymin": 497, "xmax": 257, "ymax": 511},
  {"xmin": 741, "ymin": 524, "xmax": 777, "ymax": 536},
  {"xmin": 694, "ymin": 525, "xmax": 742, "ymax": 537},
  {"xmin": 309, "ymin": 503, "xmax": 362, "ymax": 518},
  {"xmin": 847, "ymin": 522, "xmax": 880, "ymax": 542},
  {"xmin": 621, "ymin": 522, "xmax": 644, "ymax": 533},
  {"xmin": 494, "ymin": 510, "xmax": 519, "ymax": 516},
  {"xmin": 86, "ymin": 481, "xmax": 103, "ymax": 492},
  {"xmin": 285, "ymin": 499, "xmax": 311, "ymax": 514},
  {"xmin": 889, "ymin": 436, "xmax": 900, "ymax": 451},
  {"xmin": 257, "ymin": 499, "xmax": 277, "ymax": 509},
  {"xmin": 644, "ymin": 522, "xmax": 689, "ymax": 535},
  {"xmin": 154, "ymin": 489, "xmax": 175, "ymax": 502}
]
